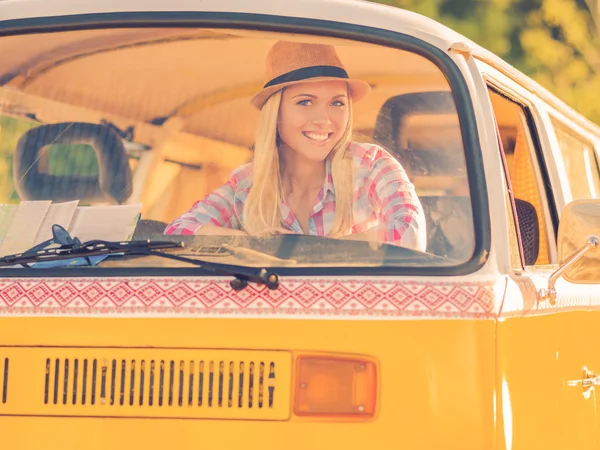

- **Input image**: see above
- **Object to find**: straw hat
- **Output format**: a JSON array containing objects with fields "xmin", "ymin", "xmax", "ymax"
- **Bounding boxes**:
[{"xmin": 251, "ymin": 41, "xmax": 371, "ymax": 109}]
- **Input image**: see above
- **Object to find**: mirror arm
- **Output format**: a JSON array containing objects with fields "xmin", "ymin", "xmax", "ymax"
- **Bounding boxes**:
[{"xmin": 538, "ymin": 235, "xmax": 599, "ymax": 305}]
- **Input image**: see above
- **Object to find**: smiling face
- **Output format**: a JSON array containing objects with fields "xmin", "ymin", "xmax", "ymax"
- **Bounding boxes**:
[{"xmin": 277, "ymin": 80, "xmax": 351, "ymax": 163}]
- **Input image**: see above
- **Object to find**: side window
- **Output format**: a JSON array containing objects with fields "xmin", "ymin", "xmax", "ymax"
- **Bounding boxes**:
[
  {"xmin": 551, "ymin": 118, "xmax": 600, "ymax": 200},
  {"xmin": 488, "ymin": 87, "xmax": 556, "ymax": 266}
]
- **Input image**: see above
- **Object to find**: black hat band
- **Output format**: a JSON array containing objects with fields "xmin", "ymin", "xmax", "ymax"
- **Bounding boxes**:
[{"xmin": 264, "ymin": 65, "xmax": 349, "ymax": 89}]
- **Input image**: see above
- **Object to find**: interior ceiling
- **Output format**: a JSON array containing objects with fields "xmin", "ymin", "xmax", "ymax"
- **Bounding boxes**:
[{"xmin": 0, "ymin": 27, "xmax": 453, "ymax": 148}]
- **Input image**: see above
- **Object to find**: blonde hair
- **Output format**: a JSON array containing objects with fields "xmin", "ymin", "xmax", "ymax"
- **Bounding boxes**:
[{"xmin": 242, "ymin": 88, "xmax": 355, "ymax": 237}]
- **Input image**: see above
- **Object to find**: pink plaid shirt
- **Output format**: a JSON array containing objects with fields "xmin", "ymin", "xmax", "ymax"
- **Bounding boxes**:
[{"xmin": 165, "ymin": 141, "xmax": 426, "ymax": 249}]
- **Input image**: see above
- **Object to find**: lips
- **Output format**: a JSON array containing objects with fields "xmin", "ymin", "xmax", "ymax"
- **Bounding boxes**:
[{"xmin": 303, "ymin": 131, "xmax": 333, "ymax": 142}]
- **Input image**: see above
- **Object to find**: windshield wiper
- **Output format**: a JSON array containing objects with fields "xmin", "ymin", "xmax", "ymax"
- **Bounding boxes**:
[{"xmin": 0, "ymin": 226, "xmax": 281, "ymax": 290}]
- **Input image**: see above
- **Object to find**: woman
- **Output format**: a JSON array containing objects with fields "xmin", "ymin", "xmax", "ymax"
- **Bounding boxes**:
[{"xmin": 165, "ymin": 41, "xmax": 427, "ymax": 251}]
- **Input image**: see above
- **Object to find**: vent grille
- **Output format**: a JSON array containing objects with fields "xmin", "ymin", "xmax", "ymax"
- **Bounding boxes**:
[
  {"xmin": 0, "ymin": 348, "xmax": 291, "ymax": 419},
  {"xmin": 43, "ymin": 358, "xmax": 276, "ymax": 409},
  {"xmin": 1, "ymin": 357, "xmax": 8, "ymax": 404}
]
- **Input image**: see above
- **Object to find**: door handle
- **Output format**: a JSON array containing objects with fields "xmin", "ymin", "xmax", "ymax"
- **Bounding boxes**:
[{"xmin": 567, "ymin": 368, "xmax": 599, "ymax": 390}]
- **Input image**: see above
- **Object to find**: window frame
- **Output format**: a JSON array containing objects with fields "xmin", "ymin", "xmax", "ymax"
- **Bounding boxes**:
[
  {"xmin": 0, "ymin": 12, "xmax": 491, "ymax": 278},
  {"xmin": 494, "ymin": 118, "xmax": 526, "ymax": 270},
  {"xmin": 483, "ymin": 76, "xmax": 559, "ymax": 266}
]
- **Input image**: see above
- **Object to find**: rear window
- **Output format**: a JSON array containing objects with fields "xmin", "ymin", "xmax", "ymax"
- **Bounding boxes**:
[{"xmin": 0, "ymin": 27, "xmax": 477, "ymax": 270}]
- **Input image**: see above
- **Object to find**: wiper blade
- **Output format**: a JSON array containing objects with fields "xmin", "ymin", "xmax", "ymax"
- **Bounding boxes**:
[
  {"xmin": 142, "ymin": 245, "xmax": 281, "ymax": 290},
  {"xmin": 0, "ymin": 239, "xmax": 182, "ymax": 267},
  {"xmin": 0, "ymin": 227, "xmax": 281, "ymax": 290}
]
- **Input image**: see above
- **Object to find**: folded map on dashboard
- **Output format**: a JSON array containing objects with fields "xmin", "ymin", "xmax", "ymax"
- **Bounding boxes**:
[{"xmin": 0, "ymin": 200, "xmax": 142, "ymax": 257}]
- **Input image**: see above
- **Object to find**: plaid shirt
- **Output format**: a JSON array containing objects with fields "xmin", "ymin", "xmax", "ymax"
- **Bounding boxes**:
[{"xmin": 165, "ymin": 141, "xmax": 426, "ymax": 250}]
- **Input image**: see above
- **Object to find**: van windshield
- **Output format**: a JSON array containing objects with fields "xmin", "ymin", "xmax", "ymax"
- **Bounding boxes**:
[{"xmin": 0, "ymin": 28, "xmax": 476, "ymax": 269}]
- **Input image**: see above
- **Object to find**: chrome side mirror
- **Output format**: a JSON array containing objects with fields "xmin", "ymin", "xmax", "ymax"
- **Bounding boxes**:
[{"xmin": 538, "ymin": 200, "xmax": 600, "ymax": 305}]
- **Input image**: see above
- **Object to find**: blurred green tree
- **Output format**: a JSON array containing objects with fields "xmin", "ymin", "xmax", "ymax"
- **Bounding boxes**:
[{"xmin": 373, "ymin": 0, "xmax": 600, "ymax": 124}]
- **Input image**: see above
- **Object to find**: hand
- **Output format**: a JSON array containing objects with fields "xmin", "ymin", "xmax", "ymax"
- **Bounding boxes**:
[
  {"xmin": 262, "ymin": 227, "xmax": 298, "ymax": 235},
  {"xmin": 194, "ymin": 225, "xmax": 247, "ymax": 236},
  {"xmin": 337, "ymin": 227, "xmax": 378, "ymax": 242}
]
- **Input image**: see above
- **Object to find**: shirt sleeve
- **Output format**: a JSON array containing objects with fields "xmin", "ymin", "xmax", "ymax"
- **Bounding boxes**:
[
  {"xmin": 367, "ymin": 147, "xmax": 427, "ymax": 251},
  {"xmin": 164, "ymin": 177, "xmax": 241, "ymax": 235}
]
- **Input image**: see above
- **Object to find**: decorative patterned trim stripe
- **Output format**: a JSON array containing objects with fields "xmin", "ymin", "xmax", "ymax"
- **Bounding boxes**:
[{"xmin": 0, "ymin": 277, "xmax": 498, "ymax": 319}]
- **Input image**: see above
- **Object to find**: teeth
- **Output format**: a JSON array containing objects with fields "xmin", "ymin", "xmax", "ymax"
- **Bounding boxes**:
[{"xmin": 304, "ymin": 132, "xmax": 329, "ymax": 142}]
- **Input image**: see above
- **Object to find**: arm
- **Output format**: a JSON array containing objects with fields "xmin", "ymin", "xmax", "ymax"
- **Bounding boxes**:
[
  {"xmin": 367, "ymin": 149, "xmax": 427, "ymax": 251},
  {"xmin": 164, "ymin": 179, "xmax": 245, "ymax": 236}
]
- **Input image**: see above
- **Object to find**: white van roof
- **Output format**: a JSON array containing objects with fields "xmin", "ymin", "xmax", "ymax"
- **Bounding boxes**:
[{"xmin": 0, "ymin": 0, "xmax": 489, "ymax": 48}]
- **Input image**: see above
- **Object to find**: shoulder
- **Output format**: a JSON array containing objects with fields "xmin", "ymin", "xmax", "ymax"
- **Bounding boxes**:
[{"xmin": 346, "ymin": 140, "xmax": 402, "ymax": 171}]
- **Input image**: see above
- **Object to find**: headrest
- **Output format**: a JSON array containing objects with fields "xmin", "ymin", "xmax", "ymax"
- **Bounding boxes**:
[
  {"xmin": 514, "ymin": 198, "xmax": 540, "ymax": 265},
  {"xmin": 13, "ymin": 122, "xmax": 133, "ymax": 204},
  {"xmin": 373, "ymin": 91, "xmax": 464, "ymax": 177},
  {"xmin": 374, "ymin": 91, "xmax": 457, "ymax": 151}
]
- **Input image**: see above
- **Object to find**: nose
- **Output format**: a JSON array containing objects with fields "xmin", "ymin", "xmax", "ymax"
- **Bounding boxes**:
[{"xmin": 309, "ymin": 105, "xmax": 332, "ymax": 127}]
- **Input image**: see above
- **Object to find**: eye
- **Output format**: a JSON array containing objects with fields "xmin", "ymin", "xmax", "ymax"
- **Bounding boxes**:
[
  {"xmin": 331, "ymin": 100, "xmax": 346, "ymax": 107},
  {"xmin": 297, "ymin": 99, "xmax": 313, "ymax": 106}
]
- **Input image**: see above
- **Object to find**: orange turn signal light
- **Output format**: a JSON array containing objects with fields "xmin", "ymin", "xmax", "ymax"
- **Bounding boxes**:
[{"xmin": 294, "ymin": 356, "xmax": 377, "ymax": 418}]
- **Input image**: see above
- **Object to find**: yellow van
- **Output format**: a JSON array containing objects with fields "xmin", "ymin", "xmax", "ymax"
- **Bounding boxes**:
[{"xmin": 0, "ymin": 0, "xmax": 599, "ymax": 449}]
